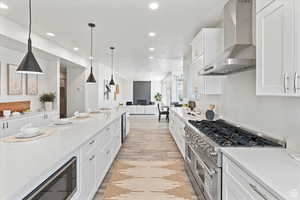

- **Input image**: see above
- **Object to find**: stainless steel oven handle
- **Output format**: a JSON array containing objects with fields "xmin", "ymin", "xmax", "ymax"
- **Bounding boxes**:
[
  {"xmin": 249, "ymin": 183, "xmax": 268, "ymax": 200},
  {"xmin": 193, "ymin": 149, "xmax": 216, "ymax": 176}
]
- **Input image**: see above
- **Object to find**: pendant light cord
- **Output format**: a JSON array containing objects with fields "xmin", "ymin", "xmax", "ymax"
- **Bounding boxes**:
[
  {"xmin": 29, "ymin": 0, "xmax": 32, "ymax": 39},
  {"xmin": 111, "ymin": 48, "xmax": 114, "ymax": 74},
  {"xmin": 90, "ymin": 25, "xmax": 93, "ymax": 70}
]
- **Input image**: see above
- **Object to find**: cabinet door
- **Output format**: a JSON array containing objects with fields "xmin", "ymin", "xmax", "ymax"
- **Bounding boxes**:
[
  {"xmin": 223, "ymin": 173, "xmax": 256, "ymax": 200},
  {"xmin": 256, "ymin": 0, "xmax": 276, "ymax": 13},
  {"xmin": 5, "ymin": 118, "xmax": 29, "ymax": 137},
  {"xmin": 81, "ymin": 151, "xmax": 96, "ymax": 199},
  {"xmin": 256, "ymin": 0, "xmax": 294, "ymax": 96},
  {"xmin": 96, "ymin": 147, "xmax": 109, "ymax": 185},
  {"xmin": 293, "ymin": 0, "xmax": 300, "ymax": 95},
  {"xmin": 27, "ymin": 114, "xmax": 44, "ymax": 127},
  {"xmin": 192, "ymin": 31, "xmax": 204, "ymax": 62}
]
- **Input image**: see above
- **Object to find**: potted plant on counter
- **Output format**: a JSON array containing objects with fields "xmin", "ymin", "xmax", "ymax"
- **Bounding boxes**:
[{"xmin": 40, "ymin": 92, "xmax": 56, "ymax": 112}]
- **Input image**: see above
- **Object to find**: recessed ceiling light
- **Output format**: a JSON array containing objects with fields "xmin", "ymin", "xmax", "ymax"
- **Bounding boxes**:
[
  {"xmin": 149, "ymin": 56, "xmax": 154, "ymax": 59},
  {"xmin": 46, "ymin": 32, "xmax": 55, "ymax": 37},
  {"xmin": 149, "ymin": 48, "xmax": 155, "ymax": 51},
  {"xmin": 73, "ymin": 47, "xmax": 79, "ymax": 51},
  {"xmin": 149, "ymin": 2, "xmax": 159, "ymax": 10},
  {"xmin": 0, "ymin": 2, "xmax": 8, "ymax": 10},
  {"xmin": 148, "ymin": 32, "xmax": 156, "ymax": 37}
]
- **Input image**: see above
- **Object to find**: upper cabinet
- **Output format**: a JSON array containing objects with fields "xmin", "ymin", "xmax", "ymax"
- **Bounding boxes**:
[
  {"xmin": 256, "ymin": 0, "xmax": 276, "ymax": 13},
  {"xmin": 191, "ymin": 28, "xmax": 224, "ymax": 97},
  {"xmin": 192, "ymin": 28, "xmax": 223, "ymax": 67},
  {"xmin": 256, "ymin": 0, "xmax": 299, "ymax": 96}
]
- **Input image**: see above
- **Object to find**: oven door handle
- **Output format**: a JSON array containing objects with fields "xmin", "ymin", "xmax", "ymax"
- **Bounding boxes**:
[{"xmin": 197, "ymin": 155, "xmax": 216, "ymax": 176}]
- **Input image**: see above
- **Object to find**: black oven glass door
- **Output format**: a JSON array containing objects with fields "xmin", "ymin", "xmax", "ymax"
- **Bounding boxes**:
[{"xmin": 24, "ymin": 157, "xmax": 77, "ymax": 200}]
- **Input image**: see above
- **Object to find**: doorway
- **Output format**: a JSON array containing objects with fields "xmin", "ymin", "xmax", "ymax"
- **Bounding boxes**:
[{"xmin": 60, "ymin": 67, "xmax": 67, "ymax": 118}]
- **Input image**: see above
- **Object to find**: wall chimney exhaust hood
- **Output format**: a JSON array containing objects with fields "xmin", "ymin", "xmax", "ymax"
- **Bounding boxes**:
[{"xmin": 200, "ymin": 0, "xmax": 255, "ymax": 75}]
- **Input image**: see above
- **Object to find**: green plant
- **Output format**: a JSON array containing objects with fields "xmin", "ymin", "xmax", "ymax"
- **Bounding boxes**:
[
  {"xmin": 154, "ymin": 92, "xmax": 162, "ymax": 102},
  {"xmin": 40, "ymin": 92, "xmax": 56, "ymax": 103}
]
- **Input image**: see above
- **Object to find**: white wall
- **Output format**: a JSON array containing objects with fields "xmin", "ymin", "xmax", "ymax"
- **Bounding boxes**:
[
  {"xmin": 85, "ymin": 65, "xmax": 99, "ymax": 111},
  {"xmin": 67, "ymin": 66, "xmax": 86, "ymax": 116},
  {"xmin": 120, "ymin": 78, "xmax": 133, "ymax": 104},
  {"xmin": 151, "ymin": 81, "xmax": 161, "ymax": 102},
  {"xmin": 0, "ymin": 46, "xmax": 59, "ymax": 111},
  {"xmin": 195, "ymin": 70, "xmax": 300, "ymax": 152}
]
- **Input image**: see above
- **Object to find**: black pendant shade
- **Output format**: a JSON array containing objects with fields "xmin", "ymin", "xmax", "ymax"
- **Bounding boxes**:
[
  {"xmin": 109, "ymin": 47, "xmax": 115, "ymax": 86},
  {"xmin": 87, "ymin": 69, "xmax": 96, "ymax": 83},
  {"xmin": 17, "ymin": 0, "xmax": 43, "ymax": 74},
  {"xmin": 86, "ymin": 23, "xmax": 96, "ymax": 83},
  {"xmin": 109, "ymin": 75, "xmax": 115, "ymax": 86}
]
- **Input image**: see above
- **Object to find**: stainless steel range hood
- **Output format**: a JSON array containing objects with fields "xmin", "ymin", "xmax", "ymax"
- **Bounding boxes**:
[{"xmin": 200, "ymin": 0, "xmax": 256, "ymax": 75}]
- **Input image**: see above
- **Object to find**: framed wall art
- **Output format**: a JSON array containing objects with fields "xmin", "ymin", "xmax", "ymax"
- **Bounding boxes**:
[
  {"xmin": 7, "ymin": 64, "xmax": 23, "ymax": 95},
  {"xmin": 26, "ymin": 74, "xmax": 38, "ymax": 95}
]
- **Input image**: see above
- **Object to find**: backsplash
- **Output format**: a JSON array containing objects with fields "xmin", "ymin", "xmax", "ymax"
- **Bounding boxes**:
[{"xmin": 198, "ymin": 70, "xmax": 300, "ymax": 152}]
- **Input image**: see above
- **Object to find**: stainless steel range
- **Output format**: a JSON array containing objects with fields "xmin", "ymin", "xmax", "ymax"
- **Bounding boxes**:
[{"xmin": 184, "ymin": 119, "xmax": 285, "ymax": 200}]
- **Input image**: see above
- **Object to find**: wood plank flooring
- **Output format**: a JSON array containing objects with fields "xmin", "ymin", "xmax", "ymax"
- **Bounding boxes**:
[{"xmin": 93, "ymin": 115, "xmax": 197, "ymax": 200}]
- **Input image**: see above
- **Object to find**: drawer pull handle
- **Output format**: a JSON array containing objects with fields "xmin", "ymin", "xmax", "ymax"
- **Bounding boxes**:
[
  {"xmin": 106, "ymin": 150, "xmax": 110, "ymax": 154},
  {"xmin": 249, "ymin": 183, "xmax": 268, "ymax": 200},
  {"xmin": 89, "ymin": 155, "xmax": 95, "ymax": 161},
  {"xmin": 89, "ymin": 140, "xmax": 95, "ymax": 145}
]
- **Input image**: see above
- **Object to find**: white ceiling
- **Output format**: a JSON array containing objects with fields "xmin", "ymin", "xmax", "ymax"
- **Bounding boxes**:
[{"xmin": 0, "ymin": 0, "xmax": 227, "ymax": 81}]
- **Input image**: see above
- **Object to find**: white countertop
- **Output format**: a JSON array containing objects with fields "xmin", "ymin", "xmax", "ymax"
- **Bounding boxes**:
[
  {"xmin": 222, "ymin": 148, "xmax": 300, "ymax": 200},
  {"xmin": 0, "ymin": 110, "xmax": 57, "ymax": 121},
  {"xmin": 0, "ymin": 109, "xmax": 125, "ymax": 200},
  {"xmin": 170, "ymin": 107, "xmax": 204, "ymax": 123}
]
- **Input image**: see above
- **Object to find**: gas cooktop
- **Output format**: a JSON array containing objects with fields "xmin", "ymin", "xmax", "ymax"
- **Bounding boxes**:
[{"xmin": 188, "ymin": 120, "xmax": 282, "ymax": 147}]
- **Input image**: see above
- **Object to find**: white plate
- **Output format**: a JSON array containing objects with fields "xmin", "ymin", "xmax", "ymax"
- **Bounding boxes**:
[
  {"xmin": 53, "ymin": 119, "xmax": 72, "ymax": 125},
  {"xmin": 16, "ymin": 131, "xmax": 43, "ymax": 139}
]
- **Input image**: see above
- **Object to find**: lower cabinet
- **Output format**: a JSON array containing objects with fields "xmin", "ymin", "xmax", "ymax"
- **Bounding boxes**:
[
  {"xmin": 79, "ymin": 117, "xmax": 122, "ymax": 200},
  {"xmin": 81, "ymin": 149, "xmax": 97, "ymax": 200},
  {"xmin": 223, "ymin": 156, "xmax": 279, "ymax": 200},
  {"xmin": 169, "ymin": 111, "xmax": 185, "ymax": 158}
]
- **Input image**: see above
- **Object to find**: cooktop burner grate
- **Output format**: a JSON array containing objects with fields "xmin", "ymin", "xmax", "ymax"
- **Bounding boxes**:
[{"xmin": 188, "ymin": 120, "xmax": 282, "ymax": 147}]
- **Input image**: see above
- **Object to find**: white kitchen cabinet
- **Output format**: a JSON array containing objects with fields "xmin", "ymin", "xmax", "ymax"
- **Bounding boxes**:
[
  {"xmin": 80, "ymin": 149, "xmax": 96, "ymax": 200},
  {"xmin": 256, "ymin": 0, "xmax": 295, "ymax": 96},
  {"xmin": 3, "ymin": 117, "xmax": 30, "ymax": 137},
  {"xmin": 294, "ymin": 0, "xmax": 300, "ymax": 95},
  {"xmin": 256, "ymin": 0, "xmax": 276, "ymax": 13},
  {"xmin": 192, "ymin": 28, "xmax": 223, "ymax": 66},
  {"xmin": 223, "ymin": 156, "xmax": 279, "ymax": 200},
  {"xmin": 169, "ymin": 111, "xmax": 185, "ymax": 158}
]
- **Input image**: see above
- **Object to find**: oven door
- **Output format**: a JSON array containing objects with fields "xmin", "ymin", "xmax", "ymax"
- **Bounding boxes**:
[
  {"xmin": 24, "ymin": 157, "xmax": 77, "ymax": 200},
  {"xmin": 194, "ymin": 153, "xmax": 220, "ymax": 200}
]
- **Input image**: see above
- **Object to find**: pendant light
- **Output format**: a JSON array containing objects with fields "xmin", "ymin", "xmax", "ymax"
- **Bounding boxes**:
[
  {"xmin": 86, "ymin": 23, "xmax": 96, "ymax": 83},
  {"xmin": 17, "ymin": 0, "xmax": 43, "ymax": 74},
  {"xmin": 109, "ymin": 47, "xmax": 115, "ymax": 86}
]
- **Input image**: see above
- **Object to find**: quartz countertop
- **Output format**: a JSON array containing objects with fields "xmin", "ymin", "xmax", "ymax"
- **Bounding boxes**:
[
  {"xmin": 222, "ymin": 148, "xmax": 300, "ymax": 200},
  {"xmin": 0, "ymin": 110, "xmax": 57, "ymax": 121},
  {"xmin": 170, "ymin": 107, "xmax": 204, "ymax": 123},
  {"xmin": 0, "ymin": 109, "xmax": 125, "ymax": 200}
]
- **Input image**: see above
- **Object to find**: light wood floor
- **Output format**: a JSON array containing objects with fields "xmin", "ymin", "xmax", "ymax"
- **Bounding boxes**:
[{"xmin": 93, "ymin": 115, "xmax": 196, "ymax": 199}]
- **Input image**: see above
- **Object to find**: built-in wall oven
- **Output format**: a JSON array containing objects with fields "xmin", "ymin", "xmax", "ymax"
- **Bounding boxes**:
[
  {"xmin": 185, "ymin": 144, "xmax": 221, "ymax": 200},
  {"xmin": 23, "ymin": 157, "xmax": 77, "ymax": 200}
]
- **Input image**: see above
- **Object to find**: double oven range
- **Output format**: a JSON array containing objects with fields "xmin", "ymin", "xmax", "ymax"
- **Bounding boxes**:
[{"xmin": 184, "ymin": 119, "xmax": 285, "ymax": 200}]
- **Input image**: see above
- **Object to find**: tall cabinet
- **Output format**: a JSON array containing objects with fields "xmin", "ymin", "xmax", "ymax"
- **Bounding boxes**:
[{"xmin": 256, "ymin": 0, "xmax": 300, "ymax": 96}]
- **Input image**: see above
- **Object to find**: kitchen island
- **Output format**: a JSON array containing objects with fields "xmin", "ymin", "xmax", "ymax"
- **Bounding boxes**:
[{"xmin": 0, "ymin": 109, "xmax": 127, "ymax": 200}]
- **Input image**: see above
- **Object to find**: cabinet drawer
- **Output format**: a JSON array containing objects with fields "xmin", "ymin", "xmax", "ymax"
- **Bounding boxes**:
[
  {"xmin": 223, "ymin": 156, "xmax": 279, "ymax": 200},
  {"xmin": 82, "ymin": 137, "xmax": 97, "ymax": 156}
]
